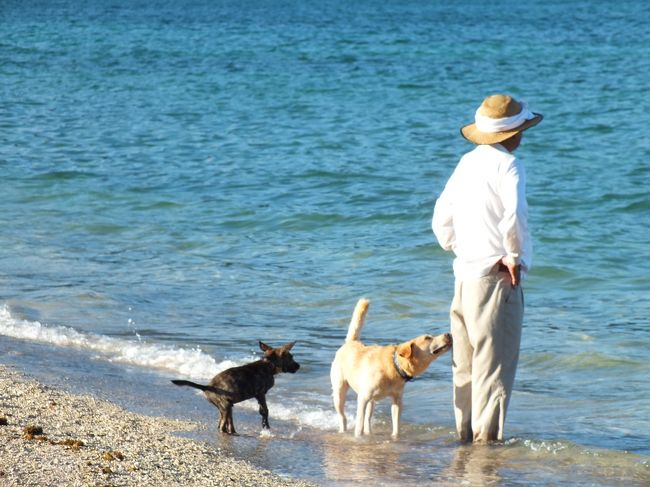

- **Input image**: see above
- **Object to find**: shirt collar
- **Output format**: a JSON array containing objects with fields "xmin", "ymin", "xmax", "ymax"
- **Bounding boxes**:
[{"xmin": 490, "ymin": 143, "xmax": 511, "ymax": 154}]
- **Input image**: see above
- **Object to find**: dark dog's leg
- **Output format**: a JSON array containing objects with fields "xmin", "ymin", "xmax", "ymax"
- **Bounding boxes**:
[
  {"xmin": 225, "ymin": 404, "xmax": 236, "ymax": 435},
  {"xmin": 256, "ymin": 394, "xmax": 270, "ymax": 429},
  {"xmin": 217, "ymin": 405, "xmax": 228, "ymax": 433}
]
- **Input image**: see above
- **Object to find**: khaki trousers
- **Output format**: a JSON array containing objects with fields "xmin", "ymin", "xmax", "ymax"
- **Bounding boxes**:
[{"xmin": 450, "ymin": 269, "xmax": 523, "ymax": 442}]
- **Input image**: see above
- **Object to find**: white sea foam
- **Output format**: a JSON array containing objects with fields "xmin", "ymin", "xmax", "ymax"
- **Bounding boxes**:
[
  {"xmin": 269, "ymin": 399, "xmax": 340, "ymax": 431},
  {"xmin": 0, "ymin": 304, "xmax": 237, "ymax": 381}
]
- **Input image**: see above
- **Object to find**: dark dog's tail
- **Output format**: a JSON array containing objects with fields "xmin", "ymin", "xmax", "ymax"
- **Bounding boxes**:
[
  {"xmin": 171, "ymin": 380, "xmax": 234, "ymax": 397},
  {"xmin": 171, "ymin": 379, "xmax": 212, "ymax": 391}
]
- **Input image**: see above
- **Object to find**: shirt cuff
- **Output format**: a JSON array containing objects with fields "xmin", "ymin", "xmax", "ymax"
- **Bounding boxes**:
[{"xmin": 503, "ymin": 254, "xmax": 520, "ymax": 267}]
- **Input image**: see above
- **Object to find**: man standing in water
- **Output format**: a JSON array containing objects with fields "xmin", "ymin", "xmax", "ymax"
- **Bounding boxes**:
[{"xmin": 432, "ymin": 94, "xmax": 542, "ymax": 443}]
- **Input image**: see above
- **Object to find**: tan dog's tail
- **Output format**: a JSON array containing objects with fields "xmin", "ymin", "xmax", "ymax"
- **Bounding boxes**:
[{"xmin": 345, "ymin": 298, "xmax": 370, "ymax": 342}]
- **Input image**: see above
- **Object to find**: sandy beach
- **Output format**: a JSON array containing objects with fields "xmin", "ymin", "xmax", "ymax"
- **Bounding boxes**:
[{"xmin": 0, "ymin": 364, "xmax": 316, "ymax": 487}]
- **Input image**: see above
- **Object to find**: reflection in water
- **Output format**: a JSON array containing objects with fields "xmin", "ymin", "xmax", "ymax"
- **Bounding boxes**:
[
  {"xmin": 443, "ymin": 444, "xmax": 504, "ymax": 486},
  {"xmin": 321, "ymin": 434, "xmax": 412, "ymax": 484},
  {"xmin": 321, "ymin": 434, "xmax": 512, "ymax": 486}
]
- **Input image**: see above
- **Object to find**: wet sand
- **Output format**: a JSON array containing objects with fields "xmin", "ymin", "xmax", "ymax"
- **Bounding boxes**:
[{"xmin": 0, "ymin": 364, "xmax": 316, "ymax": 487}]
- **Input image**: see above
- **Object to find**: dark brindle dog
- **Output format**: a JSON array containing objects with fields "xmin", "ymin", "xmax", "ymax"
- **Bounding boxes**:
[{"xmin": 172, "ymin": 341, "xmax": 299, "ymax": 434}]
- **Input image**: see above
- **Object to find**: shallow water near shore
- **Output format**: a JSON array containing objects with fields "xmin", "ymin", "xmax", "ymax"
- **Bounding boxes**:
[
  {"xmin": 2, "ymin": 0, "xmax": 650, "ymax": 485},
  {"xmin": 2, "ymin": 336, "xmax": 649, "ymax": 487}
]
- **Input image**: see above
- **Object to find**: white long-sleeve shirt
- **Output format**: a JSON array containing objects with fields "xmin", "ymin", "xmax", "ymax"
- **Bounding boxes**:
[{"xmin": 432, "ymin": 143, "xmax": 532, "ymax": 281}]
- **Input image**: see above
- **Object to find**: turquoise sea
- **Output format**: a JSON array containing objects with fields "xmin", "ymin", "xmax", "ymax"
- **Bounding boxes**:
[{"xmin": 1, "ymin": 0, "xmax": 649, "ymax": 485}]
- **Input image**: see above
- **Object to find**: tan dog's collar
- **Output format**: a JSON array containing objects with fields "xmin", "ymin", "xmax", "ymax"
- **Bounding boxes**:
[{"xmin": 393, "ymin": 351, "xmax": 413, "ymax": 382}]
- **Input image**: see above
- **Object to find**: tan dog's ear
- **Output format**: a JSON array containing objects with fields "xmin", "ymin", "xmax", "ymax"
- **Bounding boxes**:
[
  {"xmin": 282, "ymin": 341, "xmax": 296, "ymax": 351},
  {"xmin": 259, "ymin": 341, "xmax": 272, "ymax": 352},
  {"xmin": 397, "ymin": 342, "xmax": 413, "ymax": 359}
]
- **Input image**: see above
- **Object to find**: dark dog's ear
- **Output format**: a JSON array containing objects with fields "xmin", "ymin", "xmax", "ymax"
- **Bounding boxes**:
[
  {"xmin": 397, "ymin": 342, "xmax": 413, "ymax": 359},
  {"xmin": 282, "ymin": 341, "xmax": 296, "ymax": 351},
  {"xmin": 259, "ymin": 341, "xmax": 272, "ymax": 352}
]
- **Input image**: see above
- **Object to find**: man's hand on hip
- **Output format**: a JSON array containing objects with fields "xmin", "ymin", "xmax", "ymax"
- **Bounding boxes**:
[{"xmin": 501, "ymin": 258, "xmax": 521, "ymax": 287}]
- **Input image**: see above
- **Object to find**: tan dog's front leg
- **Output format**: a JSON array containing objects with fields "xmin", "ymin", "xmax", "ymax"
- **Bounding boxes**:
[
  {"xmin": 355, "ymin": 395, "xmax": 370, "ymax": 437},
  {"xmin": 391, "ymin": 397, "xmax": 402, "ymax": 438}
]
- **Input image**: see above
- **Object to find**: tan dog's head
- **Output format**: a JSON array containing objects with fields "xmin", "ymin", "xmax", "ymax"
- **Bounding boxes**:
[{"xmin": 395, "ymin": 333, "xmax": 452, "ymax": 377}]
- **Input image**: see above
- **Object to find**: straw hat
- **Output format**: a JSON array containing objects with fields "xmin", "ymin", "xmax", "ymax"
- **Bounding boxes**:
[{"xmin": 461, "ymin": 94, "xmax": 543, "ymax": 145}]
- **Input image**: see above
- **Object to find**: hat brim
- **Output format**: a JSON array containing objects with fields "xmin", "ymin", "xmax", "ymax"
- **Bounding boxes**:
[{"xmin": 461, "ymin": 113, "xmax": 543, "ymax": 145}]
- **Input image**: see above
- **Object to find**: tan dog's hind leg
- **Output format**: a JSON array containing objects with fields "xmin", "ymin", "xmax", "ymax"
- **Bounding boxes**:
[
  {"xmin": 331, "ymin": 363, "xmax": 349, "ymax": 432},
  {"xmin": 333, "ymin": 384, "xmax": 348, "ymax": 433},
  {"xmin": 363, "ymin": 400, "xmax": 375, "ymax": 434},
  {"xmin": 355, "ymin": 395, "xmax": 371, "ymax": 437},
  {"xmin": 391, "ymin": 396, "xmax": 402, "ymax": 438}
]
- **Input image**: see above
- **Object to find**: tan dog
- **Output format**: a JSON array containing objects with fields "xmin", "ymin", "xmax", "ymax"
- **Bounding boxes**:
[{"xmin": 330, "ymin": 298, "xmax": 452, "ymax": 437}]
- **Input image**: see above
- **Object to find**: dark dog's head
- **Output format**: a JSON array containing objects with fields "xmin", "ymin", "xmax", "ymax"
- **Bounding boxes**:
[{"xmin": 259, "ymin": 341, "xmax": 300, "ymax": 374}]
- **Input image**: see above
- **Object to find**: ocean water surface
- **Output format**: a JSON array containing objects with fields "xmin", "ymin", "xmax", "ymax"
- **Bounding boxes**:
[{"xmin": 1, "ymin": 0, "xmax": 649, "ymax": 485}]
